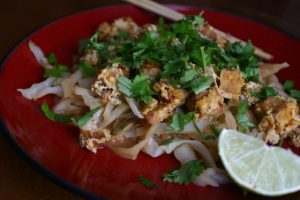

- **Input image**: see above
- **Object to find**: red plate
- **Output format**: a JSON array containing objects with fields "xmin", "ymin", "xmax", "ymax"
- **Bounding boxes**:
[{"xmin": 0, "ymin": 4, "xmax": 299, "ymax": 200}]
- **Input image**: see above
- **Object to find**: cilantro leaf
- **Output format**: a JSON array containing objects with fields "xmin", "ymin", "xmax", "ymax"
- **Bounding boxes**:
[
  {"xmin": 131, "ymin": 73, "xmax": 154, "ymax": 104},
  {"xmin": 162, "ymin": 160, "xmax": 204, "ymax": 185},
  {"xmin": 180, "ymin": 69, "xmax": 198, "ymax": 84},
  {"xmin": 44, "ymin": 64, "xmax": 70, "ymax": 78},
  {"xmin": 118, "ymin": 76, "xmax": 133, "ymax": 97},
  {"xmin": 74, "ymin": 106, "xmax": 100, "ymax": 128},
  {"xmin": 45, "ymin": 54, "xmax": 70, "ymax": 78},
  {"xmin": 209, "ymin": 124, "xmax": 221, "ymax": 136},
  {"xmin": 166, "ymin": 112, "xmax": 195, "ymax": 132},
  {"xmin": 235, "ymin": 100, "xmax": 254, "ymax": 132},
  {"xmin": 138, "ymin": 175, "xmax": 160, "ymax": 189},
  {"xmin": 191, "ymin": 76, "xmax": 214, "ymax": 94},
  {"xmin": 250, "ymin": 86, "xmax": 278, "ymax": 100},
  {"xmin": 41, "ymin": 102, "xmax": 72, "ymax": 123},
  {"xmin": 290, "ymin": 90, "xmax": 300, "ymax": 100},
  {"xmin": 284, "ymin": 80, "xmax": 294, "ymax": 91},
  {"xmin": 118, "ymin": 74, "xmax": 154, "ymax": 104},
  {"xmin": 48, "ymin": 53, "xmax": 58, "ymax": 65},
  {"xmin": 79, "ymin": 61, "xmax": 97, "ymax": 77}
]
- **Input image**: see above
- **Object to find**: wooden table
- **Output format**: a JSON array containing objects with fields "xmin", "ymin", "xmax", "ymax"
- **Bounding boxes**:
[{"xmin": 0, "ymin": 0, "xmax": 299, "ymax": 199}]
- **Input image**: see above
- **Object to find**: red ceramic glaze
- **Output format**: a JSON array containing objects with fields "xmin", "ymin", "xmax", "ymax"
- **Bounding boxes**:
[{"xmin": 0, "ymin": 5, "xmax": 299, "ymax": 200}]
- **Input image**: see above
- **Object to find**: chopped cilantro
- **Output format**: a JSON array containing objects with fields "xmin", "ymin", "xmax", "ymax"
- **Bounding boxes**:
[
  {"xmin": 284, "ymin": 80, "xmax": 294, "ymax": 91},
  {"xmin": 235, "ymin": 100, "xmax": 254, "ymax": 132},
  {"xmin": 118, "ymin": 74, "xmax": 154, "ymax": 104},
  {"xmin": 250, "ymin": 86, "xmax": 278, "ymax": 100},
  {"xmin": 45, "ymin": 54, "xmax": 70, "ymax": 78},
  {"xmin": 283, "ymin": 80, "xmax": 300, "ymax": 100},
  {"xmin": 166, "ymin": 112, "xmax": 195, "ymax": 132},
  {"xmin": 162, "ymin": 160, "xmax": 204, "ymax": 185},
  {"xmin": 138, "ymin": 175, "xmax": 160, "ymax": 189},
  {"xmin": 44, "ymin": 65, "xmax": 70, "ymax": 78},
  {"xmin": 48, "ymin": 53, "xmax": 58, "ymax": 65},
  {"xmin": 41, "ymin": 102, "xmax": 72, "ymax": 123},
  {"xmin": 74, "ymin": 106, "xmax": 100, "ymax": 128},
  {"xmin": 191, "ymin": 76, "xmax": 214, "ymax": 94},
  {"xmin": 79, "ymin": 61, "xmax": 97, "ymax": 77},
  {"xmin": 290, "ymin": 90, "xmax": 300, "ymax": 100},
  {"xmin": 209, "ymin": 124, "xmax": 221, "ymax": 136}
]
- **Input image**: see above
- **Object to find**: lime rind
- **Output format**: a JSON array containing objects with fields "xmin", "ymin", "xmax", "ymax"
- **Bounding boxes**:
[{"xmin": 219, "ymin": 129, "xmax": 300, "ymax": 196}]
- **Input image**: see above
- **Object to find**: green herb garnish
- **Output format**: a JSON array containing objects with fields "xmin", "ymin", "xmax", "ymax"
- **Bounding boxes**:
[
  {"xmin": 138, "ymin": 175, "xmax": 160, "ymax": 189},
  {"xmin": 235, "ymin": 100, "xmax": 254, "ymax": 132},
  {"xmin": 79, "ymin": 61, "xmax": 97, "ymax": 77},
  {"xmin": 166, "ymin": 112, "xmax": 195, "ymax": 132},
  {"xmin": 44, "ymin": 53, "xmax": 70, "ymax": 78},
  {"xmin": 162, "ymin": 160, "xmax": 204, "ymax": 185},
  {"xmin": 74, "ymin": 106, "xmax": 100, "ymax": 128},
  {"xmin": 41, "ymin": 102, "xmax": 72, "ymax": 123},
  {"xmin": 118, "ymin": 74, "xmax": 154, "ymax": 104}
]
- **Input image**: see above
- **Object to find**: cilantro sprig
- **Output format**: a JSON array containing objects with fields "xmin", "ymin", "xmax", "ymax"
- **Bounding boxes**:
[
  {"xmin": 166, "ymin": 112, "xmax": 195, "ymax": 132},
  {"xmin": 117, "ymin": 74, "xmax": 154, "ymax": 104},
  {"xmin": 41, "ymin": 102, "xmax": 100, "ymax": 128},
  {"xmin": 250, "ymin": 86, "xmax": 278, "ymax": 100},
  {"xmin": 235, "ymin": 100, "xmax": 255, "ymax": 132},
  {"xmin": 284, "ymin": 80, "xmax": 300, "ymax": 100},
  {"xmin": 138, "ymin": 175, "xmax": 160, "ymax": 189},
  {"xmin": 162, "ymin": 160, "xmax": 204, "ymax": 185},
  {"xmin": 44, "ymin": 53, "xmax": 70, "ymax": 78}
]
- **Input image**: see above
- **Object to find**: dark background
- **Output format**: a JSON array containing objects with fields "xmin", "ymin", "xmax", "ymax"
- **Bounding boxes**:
[{"xmin": 0, "ymin": 0, "xmax": 299, "ymax": 199}]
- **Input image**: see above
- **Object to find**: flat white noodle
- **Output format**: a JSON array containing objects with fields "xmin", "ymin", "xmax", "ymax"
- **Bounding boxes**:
[
  {"xmin": 74, "ymin": 86, "xmax": 100, "ymax": 109},
  {"xmin": 81, "ymin": 109, "xmax": 104, "ymax": 132},
  {"xmin": 174, "ymin": 143, "xmax": 197, "ymax": 164},
  {"xmin": 103, "ymin": 101, "xmax": 113, "ymax": 121},
  {"xmin": 108, "ymin": 124, "xmax": 160, "ymax": 160},
  {"xmin": 17, "ymin": 77, "xmax": 56, "ymax": 100},
  {"xmin": 143, "ymin": 139, "xmax": 216, "ymax": 168},
  {"xmin": 52, "ymin": 98, "xmax": 82, "ymax": 114},
  {"xmin": 61, "ymin": 70, "xmax": 82, "ymax": 98},
  {"xmin": 78, "ymin": 77, "xmax": 95, "ymax": 88},
  {"xmin": 224, "ymin": 110, "xmax": 237, "ymax": 130},
  {"xmin": 28, "ymin": 40, "xmax": 53, "ymax": 69},
  {"xmin": 180, "ymin": 119, "xmax": 208, "ymax": 134},
  {"xmin": 99, "ymin": 103, "xmax": 129, "ymax": 129},
  {"xmin": 33, "ymin": 86, "xmax": 63, "ymax": 100},
  {"xmin": 259, "ymin": 62, "xmax": 289, "ymax": 78},
  {"xmin": 125, "ymin": 97, "xmax": 144, "ymax": 119}
]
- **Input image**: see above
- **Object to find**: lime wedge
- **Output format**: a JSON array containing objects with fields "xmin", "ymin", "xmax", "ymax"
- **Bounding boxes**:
[{"xmin": 218, "ymin": 129, "xmax": 300, "ymax": 196}]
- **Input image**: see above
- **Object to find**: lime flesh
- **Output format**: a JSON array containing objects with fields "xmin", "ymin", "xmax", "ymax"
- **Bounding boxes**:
[{"xmin": 218, "ymin": 129, "xmax": 300, "ymax": 196}]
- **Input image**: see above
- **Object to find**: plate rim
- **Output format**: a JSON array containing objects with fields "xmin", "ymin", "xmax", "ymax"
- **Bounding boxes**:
[{"xmin": 0, "ymin": 4, "xmax": 299, "ymax": 200}]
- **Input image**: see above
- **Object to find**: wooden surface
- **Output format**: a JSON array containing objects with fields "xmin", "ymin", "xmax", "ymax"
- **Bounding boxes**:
[{"xmin": 0, "ymin": 1, "xmax": 299, "ymax": 199}]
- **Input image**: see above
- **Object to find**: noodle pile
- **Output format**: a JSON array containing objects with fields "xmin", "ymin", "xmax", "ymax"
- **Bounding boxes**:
[{"xmin": 18, "ymin": 15, "xmax": 300, "ymax": 187}]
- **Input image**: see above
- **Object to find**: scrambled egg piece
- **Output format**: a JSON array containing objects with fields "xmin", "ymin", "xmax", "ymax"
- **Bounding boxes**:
[
  {"xmin": 91, "ymin": 63, "xmax": 129, "ymax": 106},
  {"xmin": 256, "ymin": 96, "xmax": 300, "ymax": 144},
  {"xmin": 79, "ymin": 129, "xmax": 111, "ymax": 153},
  {"xmin": 145, "ymin": 80, "xmax": 188, "ymax": 124},
  {"xmin": 141, "ymin": 98, "xmax": 158, "ymax": 115},
  {"xmin": 97, "ymin": 17, "xmax": 141, "ymax": 39},
  {"xmin": 140, "ymin": 62, "xmax": 161, "ymax": 78},
  {"xmin": 242, "ymin": 81, "xmax": 262, "ymax": 105},
  {"xmin": 289, "ymin": 128, "xmax": 300, "ymax": 147},
  {"xmin": 193, "ymin": 87, "xmax": 224, "ymax": 120},
  {"xmin": 83, "ymin": 49, "xmax": 99, "ymax": 65},
  {"xmin": 199, "ymin": 23, "xmax": 228, "ymax": 48},
  {"xmin": 219, "ymin": 69, "xmax": 245, "ymax": 99}
]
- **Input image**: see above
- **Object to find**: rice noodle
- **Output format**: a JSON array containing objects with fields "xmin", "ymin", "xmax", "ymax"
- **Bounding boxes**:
[
  {"xmin": 61, "ymin": 70, "xmax": 82, "ymax": 98},
  {"xmin": 103, "ymin": 101, "xmax": 113, "ymax": 121},
  {"xmin": 259, "ymin": 62, "xmax": 289, "ymax": 78},
  {"xmin": 125, "ymin": 97, "xmax": 144, "ymax": 119},
  {"xmin": 108, "ymin": 124, "xmax": 160, "ymax": 160},
  {"xmin": 100, "ymin": 103, "xmax": 129, "ymax": 129},
  {"xmin": 174, "ymin": 144, "xmax": 197, "ymax": 164},
  {"xmin": 194, "ymin": 168, "xmax": 230, "ymax": 187},
  {"xmin": 52, "ymin": 98, "xmax": 82, "ymax": 114},
  {"xmin": 74, "ymin": 86, "xmax": 100, "ymax": 109},
  {"xmin": 28, "ymin": 40, "xmax": 53, "ymax": 69},
  {"xmin": 17, "ymin": 77, "xmax": 57, "ymax": 100},
  {"xmin": 143, "ymin": 139, "xmax": 217, "ymax": 168},
  {"xmin": 224, "ymin": 110, "xmax": 237, "ymax": 130},
  {"xmin": 81, "ymin": 109, "xmax": 103, "ymax": 131}
]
